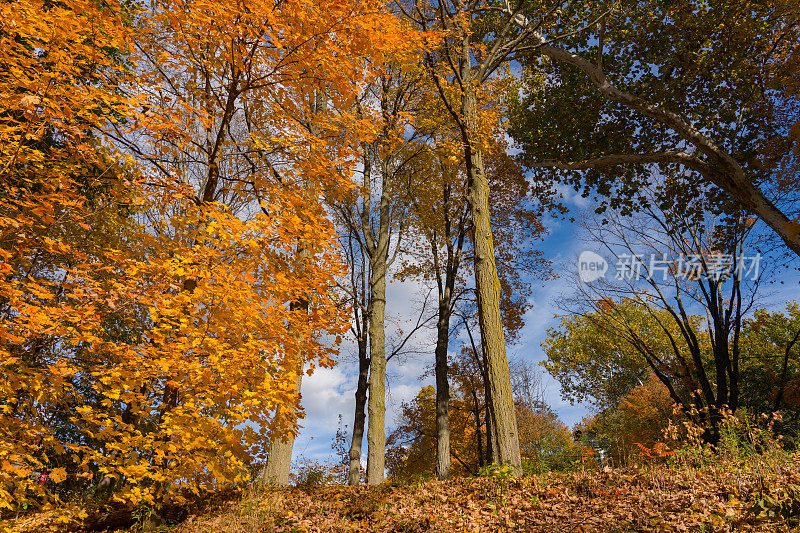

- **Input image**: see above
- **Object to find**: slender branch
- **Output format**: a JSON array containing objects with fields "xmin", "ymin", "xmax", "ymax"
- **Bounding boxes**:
[{"xmin": 528, "ymin": 151, "xmax": 710, "ymax": 174}]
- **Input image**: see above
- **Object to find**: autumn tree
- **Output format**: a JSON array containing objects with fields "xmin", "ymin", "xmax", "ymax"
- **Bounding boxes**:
[
  {"xmin": 506, "ymin": 0, "xmax": 800, "ymax": 257},
  {"xmin": 259, "ymin": 90, "xmax": 339, "ymax": 486},
  {"xmin": 548, "ymin": 302, "xmax": 800, "ymax": 462},
  {"xmin": 0, "ymin": 0, "xmax": 411, "ymax": 515},
  {"xmin": 545, "ymin": 181, "xmax": 766, "ymax": 443},
  {"xmin": 573, "ymin": 371, "xmax": 675, "ymax": 467},
  {"xmin": 739, "ymin": 302, "xmax": 800, "ymax": 438},
  {"xmin": 406, "ymin": 147, "xmax": 470, "ymax": 481},
  {"xmin": 109, "ymin": 0, "xmax": 416, "ymax": 489},
  {"xmin": 544, "ymin": 307, "xmax": 680, "ymax": 464},
  {"xmin": 328, "ymin": 59, "xmax": 433, "ymax": 485},
  {"xmin": 398, "ymin": 0, "xmax": 576, "ymax": 472},
  {"xmin": 1, "ymin": 0, "xmax": 139, "ymax": 509},
  {"xmin": 395, "ymin": 84, "xmax": 477, "ymax": 481}
]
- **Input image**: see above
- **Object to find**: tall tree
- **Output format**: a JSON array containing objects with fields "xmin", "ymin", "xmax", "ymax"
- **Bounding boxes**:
[
  {"xmin": 402, "ymin": 136, "xmax": 471, "ymax": 480},
  {"xmin": 400, "ymin": 135, "xmax": 550, "ymax": 478},
  {"xmin": 401, "ymin": 0, "xmax": 561, "ymax": 471},
  {"xmin": 336, "ymin": 227, "xmax": 371, "ymax": 485},
  {"xmin": 0, "ymin": 0, "xmax": 409, "ymax": 512},
  {"xmin": 332, "ymin": 65, "xmax": 428, "ymax": 484},
  {"xmin": 113, "ymin": 0, "xmax": 415, "ymax": 488},
  {"xmin": 262, "ymin": 91, "xmax": 330, "ymax": 486}
]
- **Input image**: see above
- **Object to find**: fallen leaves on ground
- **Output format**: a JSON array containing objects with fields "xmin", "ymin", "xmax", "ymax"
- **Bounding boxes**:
[
  {"xmin": 4, "ymin": 456, "xmax": 798, "ymax": 532},
  {"xmin": 174, "ymin": 460, "xmax": 799, "ymax": 533}
]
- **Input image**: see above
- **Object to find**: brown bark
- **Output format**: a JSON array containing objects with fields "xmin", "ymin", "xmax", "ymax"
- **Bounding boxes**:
[
  {"xmin": 366, "ymin": 252, "xmax": 387, "ymax": 484},
  {"xmin": 434, "ymin": 304, "xmax": 452, "ymax": 480},
  {"xmin": 419, "ymin": 0, "xmax": 522, "ymax": 473},
  {"xmin": 261, "ymin": 369, "xmax": 302, "ymax": 485},
  {"xmin": 462, "ymin": 81, "xmax": 521, "ymax": 470},
  {"xmin": 347, "ymin": 335, "xmax": 369, "ymax": 485}
]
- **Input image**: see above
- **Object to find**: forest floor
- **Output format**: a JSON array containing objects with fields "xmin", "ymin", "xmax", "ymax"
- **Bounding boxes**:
[
  {"xmin": 5, "ymin": 457, "xmax": 800, "ymax": 532},
  {"xmin": 173, "ymin": 463, "xmax": 800, "ymax": 533}
]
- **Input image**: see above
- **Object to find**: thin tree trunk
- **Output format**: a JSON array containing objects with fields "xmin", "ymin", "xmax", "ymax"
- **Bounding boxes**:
[
  {"xmin": 363, "ymin": 142, "xmax": 392, "ymax": 485},
  {"xmin": 348, "ymin": 337, "xmax": 369, "ymax": 485},
  {"xmin": 434, "ymin": 299, "xmax": 451, "ymax": 480},
  {"xmin": 471, "ymin": 389, "xmax": 484, "ymax": 469},
  {"xmin": 432, "ymin": 184, "xmax": 466, "ymax": 481},
  {"xmin": 465, "ymin": 318, "xmax": 495, "ymax": 465},
  {"xmin": 775, "ymin": 330, "xmax": 800, "ymax": 411}
]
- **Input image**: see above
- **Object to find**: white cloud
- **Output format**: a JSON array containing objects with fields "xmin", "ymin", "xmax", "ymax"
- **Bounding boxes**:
[{"xmin": 292, "ymin": 271, "xmax": 437, "ymax": 462}]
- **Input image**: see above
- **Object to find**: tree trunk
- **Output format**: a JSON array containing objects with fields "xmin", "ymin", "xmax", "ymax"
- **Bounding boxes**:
[
  {"xmin": 261, "ymin": 371, "xmax": 302, "ymax": 485},
  {"xmin": 461, "ymin": 84, "xmax": 521, "ymax": 471},
  {"xmin": 434, "ymin": 294, "xmax": 452, "ymax": 480},
  {"xmin": 432, "ymin": 184, "xmax": 466, "ymax": 481},
  {"xmin": 471, "ymin": 389, "xmax": 484, "ymax": 469},
  {"xmin": 347, "ymin": 337, "xmax": 369, "ymax": 485},
  {"xmin": 366, "ymin": 255, "xmax": 387, "ymax": 484},
  {"xmin": 363, "ymin": 146, "xmax": 392, "ymax": 484},
  {"xmin": 262, "ymin": 249, "xmax": 310, "ymax": 485}
]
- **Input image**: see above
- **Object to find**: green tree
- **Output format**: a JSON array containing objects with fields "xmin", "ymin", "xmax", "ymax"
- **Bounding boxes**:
[
  {"xmin": 739, "ymin": 303, "xmax": 800, "ymax": 440},
  {"xmin": 543, "ymin": 304, "xmax": 657, "ymax": 413},
  {"xmin": 506, "ymin": 0, "xmax": 800, "ymax": 256}
]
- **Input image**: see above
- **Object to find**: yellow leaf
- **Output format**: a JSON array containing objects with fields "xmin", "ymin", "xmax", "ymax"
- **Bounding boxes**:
[{"xmin": 50, "ymin": 467, "xmax": 67, "ymax": 483}]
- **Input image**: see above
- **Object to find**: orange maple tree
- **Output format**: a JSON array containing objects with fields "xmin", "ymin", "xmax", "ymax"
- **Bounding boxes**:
[{"xmin": 0, "ymin": 0, "xmax": 412, "ymax": 512}]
